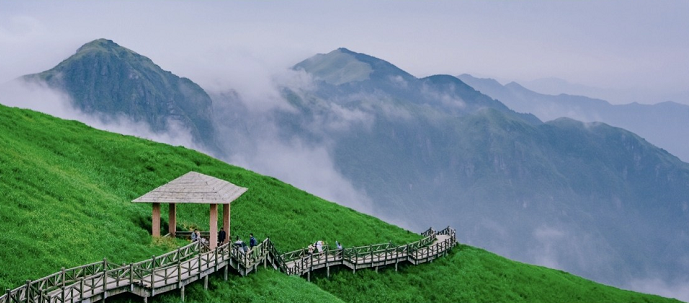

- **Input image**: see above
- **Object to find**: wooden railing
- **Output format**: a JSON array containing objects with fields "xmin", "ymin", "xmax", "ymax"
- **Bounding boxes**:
[{"xmin": 0, "ymin": 227, "xmax": 457, "ymax": 303}]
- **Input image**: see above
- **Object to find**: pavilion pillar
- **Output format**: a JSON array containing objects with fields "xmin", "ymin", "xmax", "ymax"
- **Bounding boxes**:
[
  {"xmin": 210, "ymin": 204, "xmax": 218, "ymax": 249},
  {"xmin": 223, "ymin": 204, "xmax": 230, "ymax": 243},
  {"xmin": 152, "ymin": 203, "xmax": 161, "ymax": 237},
  {"xmin": 168, "ymin": 203, "xmax": 177, "ymax": 236}
]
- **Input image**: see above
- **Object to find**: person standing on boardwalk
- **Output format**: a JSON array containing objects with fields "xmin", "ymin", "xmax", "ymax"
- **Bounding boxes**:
[
  {"xmin": 191, "ymin": 229, "xmax": 199, "ymax": 242},
  {"xmin": 234, "ymin": 236, "xmax": 248, "ymax": 253},
  {"xmin": 218, "ymin": 227, "xmax": 227, "ymax": 245},
  {"xmin": 316, "ymin": 240, "xmax": 323, "ymax": 254},
  {"xmin": 249, "ymin": 233, "xmax": 257, "ymax": 249}
]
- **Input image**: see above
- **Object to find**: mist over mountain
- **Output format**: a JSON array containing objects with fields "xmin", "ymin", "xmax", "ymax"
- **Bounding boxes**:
[
  {"xmin": 21, "ymin": 39, "xmax": 218, "ymax": 151},
  {"xmin": 11, "ymin": 41, "xmax": 689, "ymax": 299},
  {"xmin": 458, "ymin": 73, "xmax": 689, "ymax": 162}
]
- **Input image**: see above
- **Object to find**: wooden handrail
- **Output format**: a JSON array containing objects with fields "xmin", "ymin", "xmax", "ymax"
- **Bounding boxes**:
[{"xmin": 0, "ymin": 227, "xmax": 457, "ymax": 303}]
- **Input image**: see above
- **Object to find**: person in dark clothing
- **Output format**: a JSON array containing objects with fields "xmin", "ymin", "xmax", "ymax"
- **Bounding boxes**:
[
  {"xmin": 218, "ymin": 227, "xmax": 227, "ymax": 245},
  {"xmin": 249, "ymin": 233, "xmax": 257, "ymax": 249}
]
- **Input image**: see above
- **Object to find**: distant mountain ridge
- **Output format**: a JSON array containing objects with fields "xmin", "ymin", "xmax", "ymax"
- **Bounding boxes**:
[
  {"xmin": 294, "ymin": 48, "xmax": 540, "ymax": 124},
  {"xmin": 22, "ymin": 39, "xmax": 218, "ymax": 151},
  {"xmin": 281, "ymin": 48, "xmax": 689, "ymax": 288},
  {"xmin": 458, "ymin": 73, "xmax": 689, "ymax": 162}
]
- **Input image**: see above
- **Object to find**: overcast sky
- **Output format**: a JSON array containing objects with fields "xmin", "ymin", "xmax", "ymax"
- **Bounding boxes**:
[{"xmin": 1, "ymin": 1, "xmax": 688, "ymax": 104}]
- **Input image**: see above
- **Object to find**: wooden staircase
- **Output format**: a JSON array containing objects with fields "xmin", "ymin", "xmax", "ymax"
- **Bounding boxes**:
[{"xmin": 1, "ymin": 227, "xmax": 457, "ymax": 303}]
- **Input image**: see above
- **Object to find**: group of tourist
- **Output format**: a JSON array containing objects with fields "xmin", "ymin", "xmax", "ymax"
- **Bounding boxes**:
[
  {"xmin": 190, "ymin": 229, "xmax": 207, "ymax": 244},
  {"xmin": 307, "ymin": 240, "xmax": 343, "ymax": 255},
  {"xmin": 190, "ymin": 229, "xmax": 346, "ymax": 258},
  {"xmin": 189, "ymin": 227, "xmax": 232, "ymax": 246},
  {"xmin": 189, "ymin": 228, "xmax": 261, "ymax": 256},
  {"xmin": 233, "ymin": 233, "xmax": 257, "ymax": 254}
]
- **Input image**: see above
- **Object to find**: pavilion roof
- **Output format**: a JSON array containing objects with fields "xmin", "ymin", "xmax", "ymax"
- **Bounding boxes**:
[{"xmin": 132, "ymin": 171, "xmax": 247, "ymax": 204}]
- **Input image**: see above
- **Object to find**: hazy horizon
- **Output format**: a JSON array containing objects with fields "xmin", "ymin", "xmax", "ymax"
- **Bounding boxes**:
[{"xmin": 1, "ymin": 1, "xmax": 688, "ymax": 105}]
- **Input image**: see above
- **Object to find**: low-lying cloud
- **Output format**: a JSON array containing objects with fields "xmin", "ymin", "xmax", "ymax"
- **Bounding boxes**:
[{"xmin": 0, "ymin": 80, "xmax": 203, "ymax": 152}]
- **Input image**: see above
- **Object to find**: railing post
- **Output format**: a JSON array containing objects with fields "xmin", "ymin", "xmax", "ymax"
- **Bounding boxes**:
[
  {"xmin": 150, "ymin": 255, "xmax": 156, "ymax": 296},
  {"xmin": 325, "ymin": 249, "xmax": 329, "ymax": 278},
  {"xmin": 215, "ymin": 246, "xmax": 219, "ymax": 272},
  {"xmin": 129, "ymin": 263, "xmax": 134, "ymax": 292},
  {"xmin": 61, "ymin": 267, "xmax": 66, "ymax": 289},
  {"xmin": 177, "ymin": 248, "xmax": 182, "ymax": 288},
  {"xmin": 24, "ymin": 279, "xmax": 31, "ymax": 303},
  {"xmin": 369, "ymin": 245, "xmax": 373, "ymax": 266},
  {"xmin": 60, "ymin": 286, "xmax": 65, "ymax": 303},
  {"xmin": 79, "ymin": 278, "xmax": 84, "ymax": 302},
  {"xmin": 385, "ymin": 246, "xmax": 388, "ymax": 265},
  {"xmin": 353, "ymin": 250, "xmax": 357, "ymax": 274},
  {"xmin": 103, "ymin": 258, "xmax": 108, "ymax": 295},
  {"xmin": 198, "ymin": 250, "xmax": 202, "ymax": 279}
]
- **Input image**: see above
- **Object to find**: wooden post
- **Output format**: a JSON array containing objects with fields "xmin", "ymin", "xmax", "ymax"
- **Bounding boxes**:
[
  {"xmin": 214, "ymin": 246, "xmax": 219, "ymax": 272},
  {"xmin": 177, "ymin": 249, "xmax": 182, "ymax": 288},
  {"xmin": 203, "ymin": 276, "xmax": 208, "ymax": 290},
  {"xmin": 385, "ymin": 247, "xmax": 388, "ymax": 265},
  {"xmin": 103, "ymin": 258, "xmax": 108, "ymax": 295},
  {"xmin": 325, "ymin": 249, "xmax": 329, "ymax": 278},
  {"xmin": 24, "ymin": 280, "xmax": 30, "ymax": 303},
  {"xmin": 223, "ymin": 204, "xmax": 230, "ymax": 243},
  {"xmin": 129, "ymin": 263, "xmax": 134, "ymax": 292},
  {"xmin": 150, "ymin": 256, "xmax": 156, "ymax": 296},
  {"xmin": 169, "ymin": 203, "xmax": 177, "ymax": 237},
  {"xmin": 369, "ymin": 245, "xmax": 373, "ymax": 266},
  {"xmin": 61, "ymin": 267, "xmax": 66, "ymax": 288},
  {"xmin": 79, "ymin": 278, "xmax": 84, "ymax": 301},
  {"xmin": 209, "ymin": 204, "xmax": 218, "ymax": 249},
  {"xmin": 353, "ymin": 250, "xmax": 357, "ymax": 274},
  {"xmin": 181, "ymin": 285, "xmax": 185, "ymax": 302},
  {"xmin": 309, "ymin": 254, "xmax": 313, "ymax": 281},
  {"xmin": 152, "ymin": 203, "xmax": 161, "ymax": 237},
  {"xmin": 198, "ymin": 249, "xmax": 202, "ymax": 279}
]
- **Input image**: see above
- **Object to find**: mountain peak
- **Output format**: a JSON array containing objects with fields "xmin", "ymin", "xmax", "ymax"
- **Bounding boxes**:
[
  {"xmin": 76, "ymin": 38, "xmax": 118, "ymax": 52},
  {"xmin": 295, "ymin": 48, "xmax": 415, "ymax": 86},
  {"xmin": 71, "ymin": 38, "xmax": 146, "ymax": 64},
  {"xmin": 22, "ymin": 39, "xmax": 218, "ymax": 151},
  {"xmin": 294, "ymin": 48, "xmax": 374, "ymax": 85}
]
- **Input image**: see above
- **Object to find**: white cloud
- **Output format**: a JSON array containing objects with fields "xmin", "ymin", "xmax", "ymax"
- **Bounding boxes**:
[
  {"xmin": 0, "ymin": 80, "xmax": 203, "ymax": 152},
  {"xmin": 229, "ymin": 136, "xmax": 374, "ymax": 215}
]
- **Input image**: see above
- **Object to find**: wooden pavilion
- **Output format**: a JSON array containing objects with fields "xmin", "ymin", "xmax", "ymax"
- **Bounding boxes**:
[{"xmin": 132, "ymin": 171, "xmax": 248, "ymax": 249}]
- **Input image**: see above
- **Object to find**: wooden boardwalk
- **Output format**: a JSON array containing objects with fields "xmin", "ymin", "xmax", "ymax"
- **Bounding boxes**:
[{"xmin": 1, "ymin": 227, "xmax": 456, "ymax": 303}]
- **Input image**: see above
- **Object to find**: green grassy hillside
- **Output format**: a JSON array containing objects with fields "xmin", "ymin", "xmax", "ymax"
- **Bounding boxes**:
[{"xmin": 0, "ymin": 104, "xmax": 681, "ymax": 302}]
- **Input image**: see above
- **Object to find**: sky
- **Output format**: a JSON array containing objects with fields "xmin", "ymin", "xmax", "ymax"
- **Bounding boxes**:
[{"xmin": 1, "ymin": 0, "xmax": 688, "ymax": 105}]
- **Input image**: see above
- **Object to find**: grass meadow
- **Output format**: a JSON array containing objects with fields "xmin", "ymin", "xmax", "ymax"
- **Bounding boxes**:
[{"xmin": 0, "ymin": 104, "xmax": 681, "ymax": 302}]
